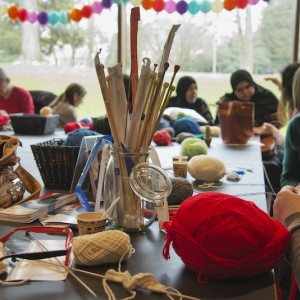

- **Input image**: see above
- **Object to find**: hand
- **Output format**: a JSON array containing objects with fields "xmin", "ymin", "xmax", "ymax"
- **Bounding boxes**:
[
  {"xmin": 264, "ymin": 77, "xmax": 282, "ymax": 90},
  {"xmin": 0, "ymin": 110, "xmax": 8, "ymax": 117},
  {"xmin": 273, "ymin": 185, "xmax": 300, "ymax": 223},
  {"xmin": 253, "ymin": 123, "xmax": 277, "ymax": 136}
]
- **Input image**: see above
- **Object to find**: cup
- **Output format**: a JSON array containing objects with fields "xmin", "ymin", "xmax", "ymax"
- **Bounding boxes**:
[
  {"xmin": 173, "ymin": 155, "xmax": 188, "ymax": 178},
  {"xmin": 76, "ymin": 212, "xmax": 107, "ymax": 235}
]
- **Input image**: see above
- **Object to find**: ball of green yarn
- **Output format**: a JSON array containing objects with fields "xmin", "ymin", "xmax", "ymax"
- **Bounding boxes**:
[{"xmin": 181, "ymin": 137, "xmax": 207, "ymax": 159}]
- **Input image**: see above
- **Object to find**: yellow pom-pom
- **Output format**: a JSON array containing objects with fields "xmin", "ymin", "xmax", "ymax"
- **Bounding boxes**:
[{"xmin": 40, "ymin": 106, "xmax": 53, "ymax": 116}]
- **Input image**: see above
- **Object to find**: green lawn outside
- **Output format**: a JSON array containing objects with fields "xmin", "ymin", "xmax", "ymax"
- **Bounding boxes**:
[{"xmin": 3, "ymin": 63, "xmax": 282, "ymax": 129}]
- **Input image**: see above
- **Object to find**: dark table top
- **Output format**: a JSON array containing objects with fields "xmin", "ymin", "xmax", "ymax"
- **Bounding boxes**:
[{"xmin": 0, "ymin": 131, "xmax": 276, "ymax": 300}]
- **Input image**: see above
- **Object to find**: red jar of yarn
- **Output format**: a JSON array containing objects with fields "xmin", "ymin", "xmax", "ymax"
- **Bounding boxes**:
[{"xmin": 162, "ymin": 192, "xmax": 290, "ymax": 283}]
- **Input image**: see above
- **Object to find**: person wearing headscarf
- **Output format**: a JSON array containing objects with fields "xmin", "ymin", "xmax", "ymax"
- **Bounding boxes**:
[
  {"xmin": 216, "ymin": 69, "xmax": 281, "ymax": 194},
  {"xmin": 49, "ymin": 83, "xmax": 86, "ymax": 128},
  {"xmin": 0, "ymin": 67, "xmax": 34, "ymax": 114},
  {"xmin": 167, "ymin": 76, "xmax": 214, "ymax": 126},
  {"xmin": 215, "ymin": 69, "xmax": 280, "ymax": 128}
]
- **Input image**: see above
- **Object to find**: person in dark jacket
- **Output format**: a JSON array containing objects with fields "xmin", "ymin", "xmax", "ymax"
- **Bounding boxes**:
[
  {"xmin": 167, "ymin": 76, "xmax": 214, "ymax": 126},
  {"xmin": 215, "ymin": 69, "xmax": 280, "ymax": 128},
  {"xmin": 216, "ymin": 69, "xmax": 282, "ymax": 195}
]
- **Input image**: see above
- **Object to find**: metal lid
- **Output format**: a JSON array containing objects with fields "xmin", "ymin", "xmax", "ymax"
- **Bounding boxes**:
[{"xmin": 129, "ymin": 162, "xmax": 172, "ymax": 202}]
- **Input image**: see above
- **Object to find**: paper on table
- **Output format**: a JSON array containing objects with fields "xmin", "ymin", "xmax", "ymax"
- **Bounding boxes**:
[{"xmin": 6, "ymin": 240, "xmax": 69, "ymax": 281}]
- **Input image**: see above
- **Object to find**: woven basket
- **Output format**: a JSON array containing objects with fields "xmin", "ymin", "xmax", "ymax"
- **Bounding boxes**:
[
  {"xmin": 10, "ymin": 113, "xmax": 59, "ymax": 135},
  {"xmin": 31, "ymin": 139, "xmax": 80, "ymax": 188}
]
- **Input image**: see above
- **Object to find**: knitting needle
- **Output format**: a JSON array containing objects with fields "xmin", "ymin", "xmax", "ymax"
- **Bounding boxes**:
[{"xmin": 26, "ymin": 232, "xmax": 97, "ymax": 298}]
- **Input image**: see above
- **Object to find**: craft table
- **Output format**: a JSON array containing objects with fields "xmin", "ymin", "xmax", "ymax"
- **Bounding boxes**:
[{"xmin": 0, "ymin": 131, "xmax": 277, "ymax": 300}]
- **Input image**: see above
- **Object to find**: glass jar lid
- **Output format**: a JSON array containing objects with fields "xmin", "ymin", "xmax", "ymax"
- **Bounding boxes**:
[{"xmin": 129, "ymin": 163, "xmax": 172, "ymax": 202}]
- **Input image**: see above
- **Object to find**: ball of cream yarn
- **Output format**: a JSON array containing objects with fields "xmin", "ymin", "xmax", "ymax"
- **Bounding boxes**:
[
  {"xmin": 73, "ymin": 230, "xmax": 133, "ymax": 266},
  {"xmin": 188, "ymin": 155, "xmax": 226, "ymax": 182}
]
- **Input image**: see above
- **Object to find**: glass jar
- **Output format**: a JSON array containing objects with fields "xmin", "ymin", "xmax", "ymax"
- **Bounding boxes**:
[
  {"xmin": 103, "ymin": 146, "xmax": 155, "ymax": 232},
  {"xmin": 103, "ymin": 146, "xmax": 172, "ymax": 232}
]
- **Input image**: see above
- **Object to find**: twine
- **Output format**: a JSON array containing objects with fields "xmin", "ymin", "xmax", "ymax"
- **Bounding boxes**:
[{"xmin": 73, "ymin": 230, "xmax": 134, "ymax": 266}]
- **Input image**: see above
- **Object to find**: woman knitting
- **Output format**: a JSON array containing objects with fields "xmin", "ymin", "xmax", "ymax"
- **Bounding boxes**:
[
  {"xmin": 49, "ymin": 83, "xmax": 86, "ymax": 128},
  {"xmin": 167, "ymin": 76, "xmax": 214, "ymax": 126},
  {"xmin": 216, "ymin": 69, "xmax": 282, "ymax": 194},
  {"xmin": 215, "ymin": 69, "xmax": 280, "ymax": 128}
]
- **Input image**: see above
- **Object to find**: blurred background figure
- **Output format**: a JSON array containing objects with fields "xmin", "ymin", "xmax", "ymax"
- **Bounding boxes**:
[
  {"xmin": 167, "ymin": 76, "xmax": 214, "ymax": 126},
  {"xmin": 0, "ymin": 67, "xmax": 34, "ymax": 114},
  {"xmin": 215, "ymin": 69, "xmax": 280, "ymax": 128},
  {"xmin": 49, "ymin": 83, "xmax": 86, "ymax": 128}
]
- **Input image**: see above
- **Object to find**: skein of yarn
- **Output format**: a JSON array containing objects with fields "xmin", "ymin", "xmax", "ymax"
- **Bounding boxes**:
[
  {"xmin": 188, "ymin": 155, "xmax": 226, "ymax": 182},
  {"xmin": 73, "ymin": 230, "xmax": 133, "ymax": 266},
  {"xmin": 167, "ymin": 177, "xmax": 193, "ymax": 205},
  {"xmin": 162, "ymin": 192, "xmax": 290, "ymax": 283}
]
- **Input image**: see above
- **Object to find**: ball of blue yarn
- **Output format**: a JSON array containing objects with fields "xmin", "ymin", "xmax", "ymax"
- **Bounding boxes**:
[
  {"xmin": 172, "ymin": 117, "xmax": 200, "ymax": 136},
  {"xmin": 63, "ymin": 129, "xmax": 100, "ymax": 147}
]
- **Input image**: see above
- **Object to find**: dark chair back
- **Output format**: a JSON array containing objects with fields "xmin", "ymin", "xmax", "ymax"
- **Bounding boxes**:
[{"xmin": 29, "ymin": 90, "xmax": 57, "ymax": 114}]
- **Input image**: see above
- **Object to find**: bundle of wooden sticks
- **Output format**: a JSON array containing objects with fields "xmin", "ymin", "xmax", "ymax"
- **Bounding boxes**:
[{"xmin": 94, "ymin": 8, "xmax": 181, "ymax": 154}]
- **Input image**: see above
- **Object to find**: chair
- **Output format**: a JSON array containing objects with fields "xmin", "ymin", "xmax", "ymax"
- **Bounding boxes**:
[{"xmin": 29, "ymin": 90, "xmax": 57, "ymax": 114}]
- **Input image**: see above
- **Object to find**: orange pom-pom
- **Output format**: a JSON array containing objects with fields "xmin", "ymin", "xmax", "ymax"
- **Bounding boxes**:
[
  {"xmin": 142, "ymin": 0, "xmax": 154, "ymax": 10},
  {"xmin": 8, "ymin": 5, "xmax": 19, "ymax": 20},
  {"xmin": 69, "ymin": 9, "xmax": 82, "ymax": 22}
]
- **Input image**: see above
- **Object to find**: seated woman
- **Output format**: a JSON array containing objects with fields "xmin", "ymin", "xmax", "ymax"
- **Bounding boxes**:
[
  {"xmin": 255, "ymin": 62, "xmax": 300, "ymax": 147},
  {"xmin": 0, "ymin": 68, "xmax": 34, "ymax": 114},
  {"xmin": 216, "ymin": 69, "xmax": 281, "ymax": 193},
  {"xmin": 167, "ymin": 76, "xmax": 214, "ymax": 126},
  {"xmin": 215, "ymin": 69, "xmax": 280, "ymax": 128},
  {"xmin": 281, "ymin": 67, "xmax": 300, "ymax": 187},
  {"xmin": 49, "ymin": 83, "xmax": 86, "ymax": 128}
]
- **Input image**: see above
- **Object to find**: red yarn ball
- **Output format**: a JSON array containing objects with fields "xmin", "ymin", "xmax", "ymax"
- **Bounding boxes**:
[
  {"xmin": 153, "ymin": 129, "xmax": 171, "ymax": 146},
  {"xmin": 64, "ymin": 121, "xmax": 93, "ymax": 134},
  {"xmin": 163, "ymin": 192, "xmax": 290, "ymax": 282}
]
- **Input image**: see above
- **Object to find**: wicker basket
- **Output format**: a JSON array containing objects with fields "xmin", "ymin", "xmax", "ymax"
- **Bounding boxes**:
[
  {"xmin": 31, "ymin": 139, "xmax": 80, "ymax": 188},
  {"xmin": 10, "ymin": 113, "xmax": 59, "ymax": 135}
]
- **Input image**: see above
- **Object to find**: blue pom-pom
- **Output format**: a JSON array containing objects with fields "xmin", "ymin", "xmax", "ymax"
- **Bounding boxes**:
[{"xmin": 172, "ymin": 117, "xmax": 200, "ymax": 136}]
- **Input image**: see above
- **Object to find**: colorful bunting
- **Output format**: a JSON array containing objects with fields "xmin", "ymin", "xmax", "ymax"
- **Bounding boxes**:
[{"xmin": 5, "ymin": 0, "xmax": 268, "ymax": 26}]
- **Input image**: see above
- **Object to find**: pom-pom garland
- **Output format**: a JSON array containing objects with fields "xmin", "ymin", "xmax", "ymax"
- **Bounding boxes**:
[
  {"xmin": 7, "ymin": 1, "xmax": 264, "ymax": 26},
  {"xmin": 162, "ymin": 192, "xmax": 290, "ymax": 283},
  {"xmin": 153, "ymin": 129, "xmax": 172, "ymax": 146}
]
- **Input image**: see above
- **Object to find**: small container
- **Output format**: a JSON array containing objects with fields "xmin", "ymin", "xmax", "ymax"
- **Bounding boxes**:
[
  {"xmin": 77, "ymin": 212, "xmax": 106, "ymax": 235},
  {"xmin": 172, "ymin": 155, "xmax": 188, "ymax": 178}
]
